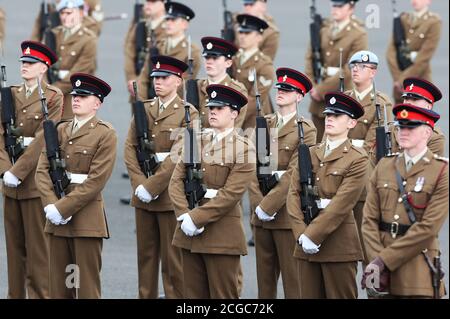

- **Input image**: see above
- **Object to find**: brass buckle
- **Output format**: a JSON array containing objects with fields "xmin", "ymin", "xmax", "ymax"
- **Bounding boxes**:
[{"xmin": 390, "ymin": 222, "xmax": 399, "ymax": 239}]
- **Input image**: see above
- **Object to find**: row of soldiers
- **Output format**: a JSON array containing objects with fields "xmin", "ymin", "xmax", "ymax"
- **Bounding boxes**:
[{"xmin": 0, "ymin": 0, "xmax": 447, "ymax": 299}]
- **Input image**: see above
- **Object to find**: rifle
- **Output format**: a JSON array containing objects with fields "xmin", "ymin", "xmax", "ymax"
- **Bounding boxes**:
[
  {"xmin": 183, "ymin": 81, "xmax": 206, "ymax": 209},
  {"xmin": 392, "ymin": 0, "xmax": 412, "ymax": 70},
  {"xmin": 145, "ymin": 23, "xmax": 159, "ymax": 99},
  {"xmin": 42, "ymin": 1, "xmax": 59, "ymax": 84},
  {"xmin": 373, "ymin": 82, "xmax": 392, "ymax": 162},
  {"xmin": 133, "ymin": 0, "xmax": 144, "ymax": 24},
  {"xmin": 39, "ymin": 1, "xmax": 60, "ymax": 41},
  {"xmin": 254, "ymin": 68, "xmax": 278, "ymax": 196},
  {"xmin": 433, "ymin": 256, "xmax": 443, "ymax": 299},
  {"xmin": 185, "ymin": 35, "xmax": 199, "ymax": 109},
  {"xmin": 339, "ymin": 48, "xmax": 344, "ymax": 92},
  {"xmin": 132, "ymin": 81, "xmax": 159, "ymax": 177},
  {"xmin": 221, "ymin": 0, "xmax": 235, "ymax": 43},
  {"xmin": 1, "ymin": 63, "xmax": 24, "ymax": 164},
  {"xmin": 296, "ymin": 102, "xmax": 319, "ymax": 225},
  {"xmin": 37, "ymin": 79, "xmax": 70, "ymax": 198},
  {"xmin": 309, "ymin": 0, "xmax": 323, "ymax": 83}
]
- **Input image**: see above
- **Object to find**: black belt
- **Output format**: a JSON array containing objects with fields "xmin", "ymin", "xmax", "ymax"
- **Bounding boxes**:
[{"xmin": 379, "ymin": 221, "xmax": 410, "ymax": 238}]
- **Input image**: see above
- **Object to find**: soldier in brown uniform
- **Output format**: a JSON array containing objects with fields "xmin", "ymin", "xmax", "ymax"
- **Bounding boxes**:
[
  {"xmin": 0, "ymin": 41, "xmax": 63, "ymax": 299},
  {"xmin": 232, "ymin": 14, "xmax": 275, "ymax": 130},
  {"xmin": 305, "ymin": 0, "xmax": 368, "ymax": 143},
  {"xmin": 362, "ymin": 104, "xmax": 447, "ymax": 298},
  {"xmin": 249, "ymin": 68, "xmax": 316, "ymax": 298},
  {"xmin": 322, "ymin": 50, "xmax": 393, "ymax": 265},
  {"xmin": 233, "ymin": 0, "xmax": 280, "ymax": 61},
  {"xmin": 124, "ymin": 0, "xmax": 166, "ymax": 96},
  {"xmin": 136, "ymin": 2, "xmax": 201, "ymax": 101},
  {"xmin": 196, "ymin": 36, "xmax": 248, "ymax": 129},
  {"xmin": 169, "ymin": 84, "xmax": 253, "ymax": 298},
  {"xmin": 35, "ymin": 73, "xmax": 116, "ymax": 299},
  {"xmin": 124, "ymin": 56, "xmax": 198, "ymax": 299},
  {"xmin": 287, "ymin": 92, "xmax": 368, "ymax": 298},
  {"xmin": 386, "ymin": 0, "xmax": 442, "ymax": 103},
  {"xmin": 46, "ymin": 0, "xmax": 97, "ymax": 120},
  {"xmin": 30, "ymin": 0, "xmax": 102, "ymax": 41}
]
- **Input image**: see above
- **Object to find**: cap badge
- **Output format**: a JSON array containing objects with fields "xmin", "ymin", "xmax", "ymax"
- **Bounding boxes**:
[
  {"xmin": 156, "ymin": 61, "xmax": 160, "ymax": 69},
  {"xmin": 400, "ymin": 109, "xmax": 409, "ymax": 118},
  {"xmin": 75, "ymin": 79, "xmax": 81, "ymax": 87},
  {"xmin": 362, "ymin": 54, "xmax": 369, "ymax": 62},
  {"xmin": 206, "ymin": 42, "xmax": 213, "ymax": 50},
  {"xmin": 409, "ymin": 83, "xmax": 414, "ymax": 91},
  {"xmin": 242, "ymin": 18, "xmax": 247, "ymax": 26},
  {"xmin": 168, "ymin": 6, "xmax": 173, "ymax": 14},
  {"xmin": 330, "ymin": 97, "xmax": 336, "ymax": 105},
  {"xmin": 25, "ymin": 47, "xmax": 31, "ymax": 55},
  {"xmin": 282, "ymin": 75, "xmax": 287, "ymax": 82},
  {"xmin": 211, "ymin": 91, "xmax": 217, "ymax": 98}
]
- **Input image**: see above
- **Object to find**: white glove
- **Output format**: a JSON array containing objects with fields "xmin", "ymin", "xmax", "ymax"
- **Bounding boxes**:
[
  {"xmin": 44, "ymin": 204, "xmax": 71, "ymax": 225},
  {"xmin": 177, "ymin": 213, "xmax": 204, "ymax": 237},
  {"xmin": 255, "ymin": 206, "xmax": 276, "ymax": 222},
  {"xmin": 135, "ymin": 185, "xmax": 153, "ymax": 203},
  {"xmin": 299, "ymin": 234, "xmax": 321, "ymax": 255},
  {"xmin": 3, "ymin": 171, "xmax": 21, "ymax": 187}
]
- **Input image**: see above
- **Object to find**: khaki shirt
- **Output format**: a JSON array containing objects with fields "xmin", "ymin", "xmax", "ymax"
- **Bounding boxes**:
[
  {"xmin": 124, "ymin": 95, "xmax": 199, "ymax": 212},
  {"xmin": 305, "ymin": 17, "xmax": 368, "ymax": 117},
  {"xmin": 362, "ymin": 150, "xmax": 448, "ymax": 297},
  {"xmin": 386, "ymin": 11, "xmax": 442, "ymax": 84},
  {"xmin": 0, "ymin": 82, "xmax": 63, "ymax": 199},
  {"xmin": 249, "ymin": 115, "xmax": 317, "ymax": 229},
  {"xmin": 36, "ymin": 116, "xmax": 117, "ymax": 238},
  {"xmin": 287, "ymin": 139, "xmax": 368, "ymax": 262},
  {"xmin": 170, "ymin": 130, "xmax": 255, "ymax": 255},
  {"xmin": 196, "ymin": 74, "xmax": 248, "ymax": 129}
]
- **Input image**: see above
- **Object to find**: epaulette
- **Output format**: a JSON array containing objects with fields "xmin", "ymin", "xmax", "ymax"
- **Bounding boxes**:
[
  {"xmin": 80, "ymin": 26, "xmax": 96, "ymax": 38},
  {"xmin": 145, "ymin": 98, "xmax": 157, "ymax": 105},
  {"xmin": 56, "ymin": 119, "xmax": 72, "ymax": 129},
  {"xmin": 98, "ymin": 120, "xmax": 114, "ymax": 129},
  {"xmin": 350, "ymin": 144, "xmax": 366, "ymax": 155},
  {"xmin": 264, "ymin": 113, "xmax": 276, "ymax": 120},
  {"xmin": 45, "ymin": 84, "xmax": 59, "ymax": 93},
  {"xmin": 433, "ymin": 154, "xmax": 449, "ymax": 163}
]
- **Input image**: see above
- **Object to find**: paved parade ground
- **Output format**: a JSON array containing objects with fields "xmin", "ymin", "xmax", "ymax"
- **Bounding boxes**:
[{"xmin": 0, "ymin": 0, "xmax": 448, "ymax": 298}]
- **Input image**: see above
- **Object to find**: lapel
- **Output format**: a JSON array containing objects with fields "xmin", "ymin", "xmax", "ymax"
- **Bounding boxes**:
[
  {"xmin": 147, "ymin": 99, "xmax": 159, "ymax": 122},
  {"xmin": 395, "ymin": 153, "xmax": 407, "ymax": 180},
  {"xmin": 155, "ymin": 96, "xmax": 180, "ymax": 122},
  {"xmin": 63, "ymin": 27, "xmax": 84, "ymax": 46},
  {"xmin": 277, "ymin": 116, "xmax": 296, "ymax": 139},
  {"xmin": 240, "ymin": 50, "xmax": 259, "ymax": 70},
  {"xmin": 406, "ymin": 149, "xmax": 433, "ymax": 178},
  {"xmin": 219, "ymin": 74, "xmax": 233, "ymax": 86},
  {"xmin": 14, "ymin": 85, "xmax": 27, "ymax": 108},
  {"xmin": 167, "ymin": 37, "xmax": 187, "ymax": 58},
  {"xmin": 68, "ymin": 116, "xmax": 99, "ymax": 141},
  {"xmin": 315, "ymin": 142, "xmax": 326, "ymax": 163},
  {"xmin": 320, "ymin": 139, "xmax": 351, "ymax": 163}
]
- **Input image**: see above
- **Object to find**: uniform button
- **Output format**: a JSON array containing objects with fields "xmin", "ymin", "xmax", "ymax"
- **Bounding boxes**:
[
  {"xmin": 269, "ymin": 152, "xmax": 273, "ymax": 156},
  {"xmin": 320, "ymin": 163, "xmax": 324, "ymax": 167},
  {"xmin": 154, "ymin": 121, "xmax": 158, "ymax": 125},
  {"xmin": 398, "ymin": 197, "xmax": 403, "ymax": 203},
  {"xmin": 69, "ymin": 141, "xmax": 73, "ymax": 145},
  {"xmin": 329, "ymin": 41, "xmax": 334, "ymax": 45},
  {"xmin": 394, "ymin": 214, "xmax": 400, "ymax": 220},
  {"xmin": 237, "ymin": 69, "xmax": 241, "ymax": 73},
  {"xmin": 83, "ymin": 150, "xmax": 87, "ymax": 154},
  {"xmin": 419, "ymin": 33, "xmax": 425, "ymax": 39},
  {"xmin": 205, "ymin": 99, "xmax": 209, "ymax": 102},
  {"xmin": 60, "ymin": 45, "xmax": 65, "ymax": 50},
  {"xmin": 19, "ymin": 122, "xmax": 23, "ymax": 126},
  {"xmin": 220, "ymin": 162, "xmax": 224, "ymax": 166},
  {"xmin": 34, "ymin": 115, "xmax": 39, "ymax": 119},
  {"xmin": 201, "ymin": 111, "xmax": 205, "ymax": 115},
  {"xmin": 409, "ymin": 29, "xmax": 414, "ymax": 34},
  {"xmin": 71, "ymin": 51, "xmax": 76, "ymax": 56},
  {"xmin": 205, "ymin": 153, "xmax": 208, "ymax": 156},
  {"xmin": 384, "ymin": 183, "xmax": 388, "ymax": 188},
  {"xmin": 66, "ymin": 155, "xmax": 70, "ymax": 159},
  {"xmin": 22, "ymin": 109, "xmax": 26, "ymax": 113},
  {"xmin": 169, "ymin": 128, "xmax": 173, "ymax": 131},
  {"xmin": 285, "ymin": 146, "xmax": 289, "ymax": 150},
  {"xmin": 90, "ymin": 123, "xmax": 94, "ymax": 127},
  {"xmin": 326, "ymin": 51, "xmax": 330, "ymax": 56},
  {"xmin": 346, "ymin": 26, "xmax": 351, "ymax": 31},
  {"xmin": 316, "ymin": 177, "xmax": 320, "ymax": 181},
  {"xmin": 333, "ymin": 171, "xmax": 338, "ymax": 175},
  {"xmin": 402, "ymin": 181, "xmax": 407, "ymax": 186},
  {"xmin": 272, "ymin": 138, "xmax": 276, "ymax": 143},
  {"xmin": 146, "ymin": 37, "xmax": 151, "ymax": 42},
  {"xmin": 202, "ymin": 168, "xmax": 206, "ymax": 172},
  {"xmin": 363, "ymin": 119, "xmax": 368, "ymax": 123},
  {"xmin": 152, "ymin": 134, "xmax": 156, "ymax": 138}
]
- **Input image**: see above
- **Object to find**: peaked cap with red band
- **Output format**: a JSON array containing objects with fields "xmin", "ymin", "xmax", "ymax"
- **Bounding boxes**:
[
  {"xmin": 206, "ymin": 84, "xmax": 248, "ymax": 112},
  {"xmin": 70, "ymin": 73, "xmax": 111, "ymax": 102},
  {"xmin": 323, "ymin": 92, "xmax": 364, "ymax": 119},
  {"xmin": 402, "ymin": 77, "xmax": 442, "ymax": 104},
  {"xmin": 150, "ymin": 55, "xmax": 188, "ymax": 78},
  {"xmin": 393, "ymin": 103, "xmax": 440, "ymax": 128},
  {"xmin": 20, "ymin": 40, "xmax": 57, "ymax": 66},
  {"xmin": 275, "ymin": 67, "xmax": 312, "ymax": 95}
]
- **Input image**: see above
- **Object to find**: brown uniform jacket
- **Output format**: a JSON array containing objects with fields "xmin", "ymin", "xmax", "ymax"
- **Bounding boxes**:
[
  {"xmin": 124, "ymin": 95, "xmax": 198, "ymax": 212},
  {"xmin": 50, "ymin": 25, "xmax": 97, "ymax": 119},
  {"xmin": 386, "ymin": 11, "xmax": 442, "ymax": 84},
  {"xmin": 305, "ymin": 18, "xmax": 368, "ymax": 116},
  {"xmin": 287, "ymin": 139, "xmax": 368, "ymax": 262},
  {"xmin": 0, "ymin": 82, "xmax": 63, "ymax": 199},
  {"xmin": 197, "ymin": 75, "xmax": 248, "ymax": 129},
  {"xmin": 232, "ymin": 50, "xmax": 275, "ymax": 128},
  {"xmin": 250, "ymin": 115, "xmax": 317, "ymax": 229},
  {"xmin": 232, "ymin": 13, "xmax": 280, "ymax": 61},
  {"xmin": 362, "ymin": 150, "xmax": 448, "ymax": 297},
  {"xmin": 124, "ymin": 19, "xmax": 166, "ymax": 82},
  {"xmin": 170, "ymin": 130, "xmax": 255, "ymax": 255},
  {"xmin": 137, "ymin": 37, "xmax": 201, "ymax": 100},
  {"xmin": 35, "ymin": 116, "xmax": 117, "ymax": 238},
  {"xmin": 0, "ymin": 8, "xmax": 5, "ymax": 42}
]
